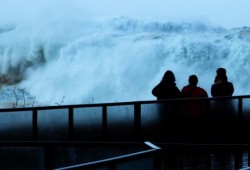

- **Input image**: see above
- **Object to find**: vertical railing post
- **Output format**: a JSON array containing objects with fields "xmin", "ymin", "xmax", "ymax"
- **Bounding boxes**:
[
  {"xmin": 32, "ymin": 109, "xmax": 38, "ymax": 141},
  {"xmin": 134, "ymin": 103, "xmax": 141, "ymax": 139},
  {"xmin": 68, "ymin": 107, "xmax": 74, "ymax": 140},
  {"xmin": 238, "ymin": 97, "xmax": 243, "ymax": 124},
  {"xmin": 238, "ymin": 97, "xmax": 243, "ymax": 141},
  {"xmin": 102, "ymin": 105, "xmax": 108, "ymax": 138}
]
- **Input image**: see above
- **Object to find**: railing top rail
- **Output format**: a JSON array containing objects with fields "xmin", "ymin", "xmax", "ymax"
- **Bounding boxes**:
[
  {"xmin": 1, "ymin": 95, "xmax": 250, "ymax": 112},
  {"xmin": 0, "ymin": 141, "xmax": 151, "ymax": 148},
  {"xmin": 2, "ymin": 141, "xmax": 250, "ymax": 148}
]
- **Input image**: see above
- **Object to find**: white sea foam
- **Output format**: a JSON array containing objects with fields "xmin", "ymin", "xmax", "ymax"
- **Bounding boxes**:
[{"xmin": 0, "ymin": 16, "xmax": 250, "ymax": 107}]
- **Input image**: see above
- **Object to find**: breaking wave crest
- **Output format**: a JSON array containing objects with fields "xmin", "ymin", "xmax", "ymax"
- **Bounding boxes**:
[{"xmin": 1, "ymin": 16, "xmax": 250, "ymax": 105}]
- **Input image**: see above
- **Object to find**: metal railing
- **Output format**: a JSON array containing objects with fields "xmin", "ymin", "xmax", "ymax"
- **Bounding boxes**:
[
  {"xmin": 0, "ymin": 95, "xmax": 250, "ymax": 142},
  {"xmin": 1, "ymin": 96, "xmax": 250, "ymax": 169}
]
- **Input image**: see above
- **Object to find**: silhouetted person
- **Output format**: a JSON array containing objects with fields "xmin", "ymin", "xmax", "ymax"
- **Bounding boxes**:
[
  {"xmin": 210, "ymin": 68, "xmax": 236, "ymax": 141},
  {"xmin": 181, "ymin": 75, "xmax": 208, "ymax": 99},
  {"xmin": 152, "ymin": 70, "xmax": 181, "ymax": 140},
  {"xmin": 152, "ymin": 70, "xmax": 181, "ymax": 100},
  {"xmin": 180, "ymin": 75, "xmax": 209, "ymax": 140},
  {"xmin": 211, "ymin": 68, "xmax": 234, "ymax": 97},
  {"xmin": 181, "ymin": 75, "xmax": 208, "ymax": 117}
]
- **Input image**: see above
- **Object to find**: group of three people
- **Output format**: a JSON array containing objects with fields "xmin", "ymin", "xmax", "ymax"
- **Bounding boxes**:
[{"xmin": 152, "ymin": 68, "xmax": 234, "ymax": 100}]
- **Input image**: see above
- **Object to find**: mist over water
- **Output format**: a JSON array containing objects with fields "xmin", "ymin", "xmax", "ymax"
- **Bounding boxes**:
[{"xmin": 1, "ymin": 2, "xmax": 250, "ymax": 106}]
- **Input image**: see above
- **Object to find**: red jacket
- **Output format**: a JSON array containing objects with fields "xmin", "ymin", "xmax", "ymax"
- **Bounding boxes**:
[
  {"xmin": 181, "ymin": 85, "xmax": 208, "ymax": 98},
  {"xmin": 180, "ymin": 85, "xmax": 208, "ymax": 117}
]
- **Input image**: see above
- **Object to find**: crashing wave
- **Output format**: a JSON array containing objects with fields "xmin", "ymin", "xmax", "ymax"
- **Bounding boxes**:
[{"xmin": 0, "ymin": 16, "xmax": 250, "ymax": 106}]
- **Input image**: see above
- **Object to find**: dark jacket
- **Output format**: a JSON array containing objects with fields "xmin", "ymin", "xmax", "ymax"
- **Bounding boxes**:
[
  {"xmin": 211, "ymin": 82, "xmax": 234, "ymax": 97},
  {"xmin": 152, "ymin": 82, "xmax": 181, "ymax": 100}
]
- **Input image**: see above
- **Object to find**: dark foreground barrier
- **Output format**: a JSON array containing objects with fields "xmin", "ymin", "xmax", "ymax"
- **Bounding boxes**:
[
  {"xmin": 0, "ymin": 141, "xmax": 162, "ymax": 170},
  {"xmin": 2, "ymin": 141, "xmax": 250, "ymax": 169},
  {"xmin": 0, "ymin": 95, "xmax": 250, "ymax": 143},
  {"xmin": 1, "ymin": 96, "xmax": 250, "ymax": 169},
  {"xmin": 161, "ymin": 143, "xmax": 250, "ymax": 170}
]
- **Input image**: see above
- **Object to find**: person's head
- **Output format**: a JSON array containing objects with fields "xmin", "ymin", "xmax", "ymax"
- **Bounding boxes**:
[
  {"xmin": 220, "ymin": 75, "xmax": 228, "ymax": 83},
  {"xmin": 162, "ymin": 70, "xmax": 176, "ymax": 83},
  {"xmin": 216, "ymin": 67, "xmax": 228, "ymax": 83},
  {"xmin": 216, "ymin": 68, "xmax": 226, "ymax": 77},
  {"xmin": 189, "ymin": 75, "xmax": 198, "ymax": 86}
]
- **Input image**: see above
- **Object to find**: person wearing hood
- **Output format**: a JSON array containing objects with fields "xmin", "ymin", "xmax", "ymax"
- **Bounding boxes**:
[
  {"xmin": 210, "ymin": 68, "xmax": 235, "ymax": 138},
  {"xmin": 152, "ymin": 70, "xmax": 181, "ymax": 140},
  {"xmin": 211, "ymin": 68, "xmax": 234, "ymax": 97},
  {"xmin": 152, "ymin": 70, "xmax": 181, "ymax": 100}
]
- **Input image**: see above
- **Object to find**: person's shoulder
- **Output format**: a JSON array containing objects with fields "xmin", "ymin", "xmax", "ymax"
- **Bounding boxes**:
[
  {"xmin": 154, "ymin": 82, "xmax": 162, "ymax": 88},
  {"xmin": 152, "ymin": 83, "xmax": 161, "ymax": 92},
  {"xmin": 197, "ymin": 87, "xmax": 205, "ymax": 91},
  {"xmin": 182, "ymin": 85, "xmax": 189, "ymax": 88},
  {"xmin": 198, "ymin": 87, "xmax": 208, "ymax": 94},
  {"xmin": 225, "ymin": 81, "xmax": 234, "ymax": 87},
  {"xmin": 181, "ymin": 85, "xmax": 189, "ymax": 91}
]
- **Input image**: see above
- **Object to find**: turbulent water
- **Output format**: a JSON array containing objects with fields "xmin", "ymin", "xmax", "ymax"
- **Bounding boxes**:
[{"xmin": 0, "ymin": 16, "xmax": 250, "ymax": 107}]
